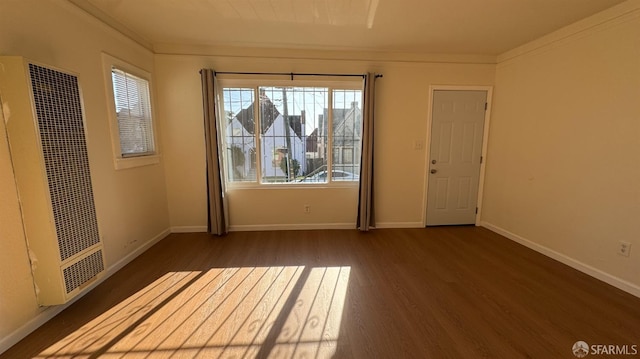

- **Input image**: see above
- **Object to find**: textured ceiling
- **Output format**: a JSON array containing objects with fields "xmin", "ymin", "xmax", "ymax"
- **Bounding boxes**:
[{"xmin": 76, "ymin": 0, "xmax": 625, "ymax": 55}]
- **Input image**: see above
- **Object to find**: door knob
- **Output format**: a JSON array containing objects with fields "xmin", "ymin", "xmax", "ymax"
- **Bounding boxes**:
[{"xmin": 430, "ymin": 169, "xmax": 437, "ymax": 174}]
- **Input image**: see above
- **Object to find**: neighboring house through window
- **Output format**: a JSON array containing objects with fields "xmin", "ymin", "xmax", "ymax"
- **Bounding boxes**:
[{"xmin": 219, "ymin": 78, "xmax": 363, "ymax": 185}]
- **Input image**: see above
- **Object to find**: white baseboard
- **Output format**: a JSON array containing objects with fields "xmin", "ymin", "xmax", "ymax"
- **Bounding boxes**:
[
  {"xmin": 175, "ymin": 222, "xmax": 426, "ymax": 232},
  {"xmin": 228, "ymin": 223, "xmax": 355, "ymax": 232},
  {"xmin": 480, "ymin": 221, "xmax": 640, "ymax": 299},
  {"xmin": 170, "ymin": 226, "xmax": 208, "ymax": 233},
  {"xmin": 374, "ymin": 221, "xmax": 424, "ymax": 229},
  {"xmin": 0, "ymin": 306, "xmax": 62, "ymax": 356},
  {"xmin": 0, "ymin": 228, "xmax": 171, "ymax": 355},
  {"xmin": 106, "ymin": 228, "xmax": 171, "ymax": 276}
]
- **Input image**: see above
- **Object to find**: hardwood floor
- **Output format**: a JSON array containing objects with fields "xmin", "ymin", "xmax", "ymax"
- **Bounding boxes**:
[{"xmin": 2, "ymin": 227, "xmax": 639, "ymax": 358}]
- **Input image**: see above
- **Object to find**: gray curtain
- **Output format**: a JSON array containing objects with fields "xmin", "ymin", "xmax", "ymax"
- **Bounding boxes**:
[
  {"xmin": 201, "ymin": 69, "xmax": 228, "ymax": 235},
  {"xmin": 357, "ymin": 73, "xmax": 377, "ymax": 231}
]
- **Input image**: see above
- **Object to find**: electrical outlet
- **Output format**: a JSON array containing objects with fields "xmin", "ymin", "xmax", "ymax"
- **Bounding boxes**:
[
  {"xmin": 304, "ymin": 204, "xmax": 311, "ymax": 214},
  {"xmin": 617, "ymin": 241, "xmax": 631, "ymax": 257}
]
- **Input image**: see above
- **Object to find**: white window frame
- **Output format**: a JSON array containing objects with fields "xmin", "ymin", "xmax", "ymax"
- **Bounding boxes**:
[
  {"xmin": 102, "ymin": 53, "xmax": 160, "ymax": 170},
  {"xmin": 217, "ymin": 77, "xmax": 363, "ymax": 188}
]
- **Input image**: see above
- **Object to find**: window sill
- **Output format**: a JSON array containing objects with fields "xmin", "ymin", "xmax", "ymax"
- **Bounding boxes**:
[
  {"xmin": 114, "ymin": 155, "xmax": 160, "ymax": 170},
  {"xmin": 226, "ymin": 182, "xmax": 359, "ymax": 190}
]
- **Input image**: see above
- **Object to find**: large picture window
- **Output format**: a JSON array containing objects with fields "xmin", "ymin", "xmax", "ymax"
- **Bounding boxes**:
[{"xmin": 220, "ymin": 80, "xmax": 363, "ymax": 185}]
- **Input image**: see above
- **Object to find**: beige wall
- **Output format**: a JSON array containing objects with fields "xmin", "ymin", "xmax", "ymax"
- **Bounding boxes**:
[
  {"xmin": 0, "ymin": 0, "xmax": 170, "ymax": 342},
  {"xmin": 482, "ymin": 4, "xmax": 640, "ymax": 291},
  {"xmin": 155, "ymin": 53, "xmax": 495, "ymax": 230},
  {"xmin": 0, "ymin": 91, "xmax": 39, "ymax": 345},
  {"xmin": 5, "ymin": 0, "xmax": 636, "ymax": 352}
]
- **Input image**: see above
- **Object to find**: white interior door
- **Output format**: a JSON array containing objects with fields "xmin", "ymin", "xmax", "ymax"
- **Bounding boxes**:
[{"xmin": 426, "ymin": 90, "xmax": 487, "ymax": 226}]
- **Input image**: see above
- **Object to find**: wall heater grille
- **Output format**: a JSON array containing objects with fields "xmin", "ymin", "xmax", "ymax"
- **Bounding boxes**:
[
  {"xmin": 63, "ymin": 249, "xmax": 104, "ymax": 294},
  {"xmin": 29, "ymin": 63, "xmax": 101, "ymax": 262},
  {"xmin": 1, "ymin": 56, "xmax": 106, "ymax": 305}
]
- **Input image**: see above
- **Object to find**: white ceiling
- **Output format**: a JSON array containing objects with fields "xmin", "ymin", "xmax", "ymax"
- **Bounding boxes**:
[{"xmin": 73, "ymin": 0, "xmax": 625, "ymax": 55}]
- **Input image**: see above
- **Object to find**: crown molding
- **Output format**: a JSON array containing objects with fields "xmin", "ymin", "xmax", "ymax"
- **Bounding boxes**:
[
  {"xmin": 498, "ymin": 0, "xmax": 640, "ymax": 64},
  {"xmin": 153, "ymin": 43, "xmax": 497, "ymax": 65},
  {"xmin": 66, "ymin": 0, "xmax": 153, "ymax": 51}
]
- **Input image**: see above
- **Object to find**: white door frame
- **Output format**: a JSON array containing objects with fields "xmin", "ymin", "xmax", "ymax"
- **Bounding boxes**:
[{"xmin": 422, "ymin": 85, "xmax": 493, "ymax": 227}]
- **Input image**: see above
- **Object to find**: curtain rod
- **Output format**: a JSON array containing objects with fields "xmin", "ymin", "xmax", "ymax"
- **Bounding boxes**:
[{"xmin": 213, "ymin": 71, "xmax": 383, "ymax": 80}]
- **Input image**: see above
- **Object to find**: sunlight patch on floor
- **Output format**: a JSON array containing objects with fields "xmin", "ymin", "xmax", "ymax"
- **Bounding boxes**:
[{"xmin": 36, "ymin": 266, "xmax": 350, "ymax": 359}]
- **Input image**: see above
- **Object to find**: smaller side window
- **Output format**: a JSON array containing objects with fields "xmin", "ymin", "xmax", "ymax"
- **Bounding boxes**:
[
  {"xmin": 102, "ymin": 53, "xmax": 159, "ymax": 170},
  {"xmin": 111, "ymin": 68, "xmax": 155, "ymax": 157}
]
